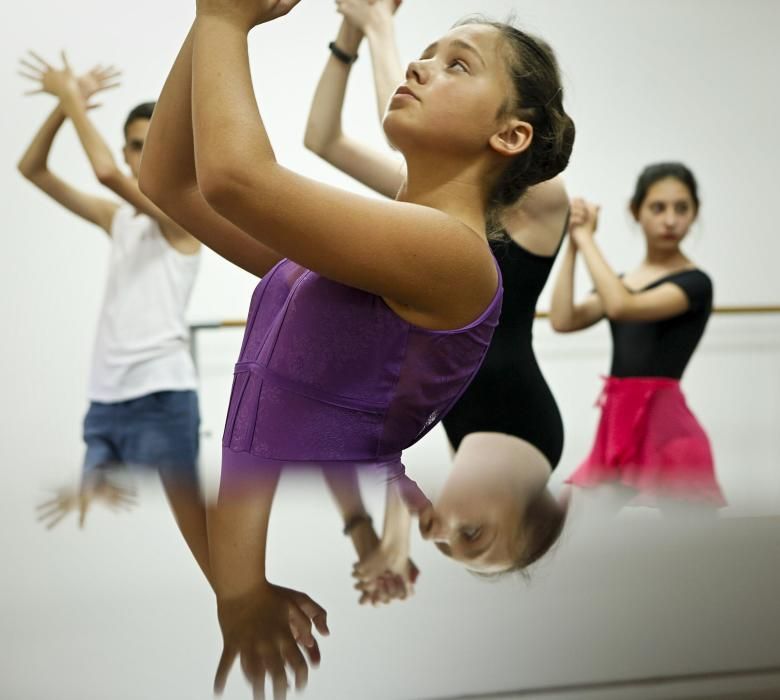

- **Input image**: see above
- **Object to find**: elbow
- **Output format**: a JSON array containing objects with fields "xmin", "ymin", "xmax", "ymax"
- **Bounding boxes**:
[
  {"xmin": 604, "ymin": 301, "xmax": 629, "ymax": 322},
  {"xmin": 303, "ymin": 124, "xmax": 338, "ymax": 159},
  {"xmin": 17, "ymin": 154, "xmax": 43, "ymax": 181},
  {"xmin": 548, "ymin": 302, "xmax": 573, "ymax": 333},
  {"xmin": 197, "ymin": 163, "xmax": 247, "ymax": 215},
  {"xmin": 303, "ymin": 129, "xmax": 324, "ymax": 156},
  {"xmin": 17, "ymin": 160, "xmax": 35, "ymax": 180},
  {"xmin": 197, "ymin": 154, "xmax": 278, "ymax": 218},
  {"xmin": 95, "ymin": 165, "xmax": 122, "ymax": 189},
  {"xmin": 548, "ymin": 304, "xmax": 572, "ymax": 333},
  {"xmin": 137, "ymin": 170, "xmax": 166, "ymax": 208},
  {"xmin": 550, "ymin": 316, "xmax": 575, "ymax": 333}
]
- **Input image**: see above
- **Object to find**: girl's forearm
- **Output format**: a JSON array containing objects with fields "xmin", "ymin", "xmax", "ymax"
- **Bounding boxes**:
[
  {"xmin": 382, "ymin": 480, "xmax": 411, "ymax": 551},
  {"xmin": 60, "ymin": 93, "xmax": 119, "ymax": 181},
  {"xmin": 206, "ymin": 470, "xmax": 281, "ymax": 600},
  {"xmin": 576, "ymin": 235, "xmax": 632, "ymax": 316},
  {"xmin": 364, "ymin": 15, "xmax": 403, "ymax": 123},
  {"xmin": 304, "ymin": 20, "xmax": 363, "ymax": 154},
  {"xmin": 191, "ymin": 15, "xmax": 275, "ymax": 190},
  {"xmin": 139, "ymin": 25, "xmax": 198, "ymax": 199},
  {"xmin": 549, "ymin": 240, "xmax": 579, "ymax": 329}
]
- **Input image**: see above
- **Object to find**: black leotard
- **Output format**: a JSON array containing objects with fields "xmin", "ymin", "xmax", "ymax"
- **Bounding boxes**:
[
  {"xmin": 611, "ymin": 269, "xmax": 712, "ymax": 379},
  {"xmin": 442, "ymin": 233, "xmax": 565, "ymax": 469}
]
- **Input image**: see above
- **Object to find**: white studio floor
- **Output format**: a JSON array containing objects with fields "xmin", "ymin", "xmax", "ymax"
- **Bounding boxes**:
[{"xmin": 2, "ymin": 455, "xmax": 779, "ymax": 700}]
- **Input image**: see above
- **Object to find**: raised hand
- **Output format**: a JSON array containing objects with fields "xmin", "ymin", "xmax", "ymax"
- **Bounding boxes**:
[
  {"xmin": 36, "ymin": 473, "xmax": 137, "ymax": 529},
  {"xmin": 335, "ymin": 0, "xmax": 402, "ymax": 33},
  {"xmin": 214, "ymin": 583, "xmax": 328, "ymax": 699},
  {"xmin": 76, "ymin": 64, "xmax": 122, "ymax": 104},
  {"xmin": 19, "ymin": 51, "xmax": 80, "ymax": 101},
  {"xmin": 568, "ymin": 197, "xmax": 601, "ymax": 246},
  {"xmin": 195, "ymin": 0, "xmax": 303, "ymax": 30}
]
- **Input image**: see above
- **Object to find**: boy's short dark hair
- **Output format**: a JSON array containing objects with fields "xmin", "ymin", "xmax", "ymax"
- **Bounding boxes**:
[{"xmin": 123, "ymin": 102, "xmax": 156, "ymax": 139}]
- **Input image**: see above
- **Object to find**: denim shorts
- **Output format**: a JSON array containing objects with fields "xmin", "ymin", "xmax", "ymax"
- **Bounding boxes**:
[{"xmin": 83, "ymin": 390, "xmax": 199, "ymax": 478}]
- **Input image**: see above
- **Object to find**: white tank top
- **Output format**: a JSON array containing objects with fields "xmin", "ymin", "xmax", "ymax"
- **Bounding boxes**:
[{"xmin": 88, "ymin": 205, "xmax": 200, "ymax": 402}]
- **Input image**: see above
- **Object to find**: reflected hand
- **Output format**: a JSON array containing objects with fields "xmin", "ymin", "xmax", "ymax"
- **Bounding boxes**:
[
  {"xmin": 352, "ymin": 540, "xmax": 419, "ymax": 605},
  {"xmin": 569, "ymin": 197, "xmax": 600, "ymax": 246},
  {"xmin": 215, "ymin": 583, "xmax": 328, "ymax": 699},
  {"xmin": 36, "ymin": 473, "xmax": 137, "ymax": 529},
  {"xmin": 335, "ymin": 0, "xmax": 402, "ymax": 32}
]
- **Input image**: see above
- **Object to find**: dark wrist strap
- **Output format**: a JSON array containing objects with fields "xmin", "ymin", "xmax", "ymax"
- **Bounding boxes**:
[
  {"xmin": 343, "ymin": 512, "xmax": 372, "ymax": 535},
  {"xmin": 329, "ymin": 41, "xmax": 358, "ymax": 65}
]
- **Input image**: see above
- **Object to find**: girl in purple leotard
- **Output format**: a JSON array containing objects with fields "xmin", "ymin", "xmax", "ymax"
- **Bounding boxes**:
[
  {"xmin": 140, "ymin": 1, "xmax": 573, "ymax": 693},
  {"xmin": 309, "ymin": 1, "xmax": 574, "ymax": 594}
]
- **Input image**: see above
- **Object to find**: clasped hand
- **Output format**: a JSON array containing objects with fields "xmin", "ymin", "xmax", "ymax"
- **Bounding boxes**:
[{"xmin": 195, "ymin": 0, "xmax": 303, "ymax": 31}]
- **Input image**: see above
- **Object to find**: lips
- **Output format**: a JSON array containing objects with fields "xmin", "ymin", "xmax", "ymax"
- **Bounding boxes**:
[{"xmin": 393, "ymin": 85, "xmax": 420, "ymax": 101}]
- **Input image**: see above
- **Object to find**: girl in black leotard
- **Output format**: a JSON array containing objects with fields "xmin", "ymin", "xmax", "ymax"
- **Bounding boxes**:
[
  {"xmin": 443, "ymin": 231, "xmax": 565, "ymax": 468},
  {"xmin": 551, "ymin": 163, "xmax": 725, "ymax": 510},
  {"xmin": 306, "ymin": 2, "xmax": 572, "ymax": 585}
]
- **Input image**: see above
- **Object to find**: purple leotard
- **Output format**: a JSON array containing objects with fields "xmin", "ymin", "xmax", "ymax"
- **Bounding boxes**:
[{"xmin": 221, "ymin": 259, "xmax": 502, "ymax": 479}]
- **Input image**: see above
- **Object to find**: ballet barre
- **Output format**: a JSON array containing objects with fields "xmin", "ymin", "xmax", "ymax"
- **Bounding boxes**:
[
  {"xmin": 187, "ymin": 305, "xmax": 780, "ymax": 368},
  {"xmin": 191, "ymin": 304, "xmax": 780, "ymax": 332}
]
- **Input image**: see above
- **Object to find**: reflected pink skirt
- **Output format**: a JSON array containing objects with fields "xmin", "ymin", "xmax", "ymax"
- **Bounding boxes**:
[{"xmin": 566, "ymin": 377, "xmax": 726, "ymax": 507}]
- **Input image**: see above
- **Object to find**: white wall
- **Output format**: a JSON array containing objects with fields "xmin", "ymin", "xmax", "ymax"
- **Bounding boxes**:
[
  {"xmin": 1, "ymin": 2, "xmax": 779, "ymax": 697},
  {"xmin": 2, "ymin": 0, "xmax": 778, "ymax": 493}
]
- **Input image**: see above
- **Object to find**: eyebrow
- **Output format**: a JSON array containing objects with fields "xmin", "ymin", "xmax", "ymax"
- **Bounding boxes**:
[{"xmin": 421, "ymin": 39, "xmax": 487, "ymax": 68}]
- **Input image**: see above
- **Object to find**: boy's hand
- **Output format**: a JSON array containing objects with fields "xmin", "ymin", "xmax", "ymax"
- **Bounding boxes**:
[{"xmin": 19, "ymin": 51, "xmax": 120, "ymax": 107}]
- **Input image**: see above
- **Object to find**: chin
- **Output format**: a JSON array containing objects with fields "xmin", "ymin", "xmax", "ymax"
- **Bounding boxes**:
[{"xmin": 382, "ymin": 113, "xmax": 418, "ymax": 154}]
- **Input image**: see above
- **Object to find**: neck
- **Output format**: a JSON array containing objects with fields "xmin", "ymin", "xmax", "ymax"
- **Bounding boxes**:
[
  {"xmin": 398, "ymin": 151, "xmax": 495, "ymax": 238},
  {"xmin": 457, "ymin": 432, "xmax": 552, "ymax": 507},
  {"xmin": 644, "ymin": 245, "xmax": 689, "ymax": 267}
]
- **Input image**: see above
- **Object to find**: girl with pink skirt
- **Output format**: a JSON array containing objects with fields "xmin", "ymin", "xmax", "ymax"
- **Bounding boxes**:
[{"xmin": 551, "ymin": 163, "xmax": 725, "ymax": 509}]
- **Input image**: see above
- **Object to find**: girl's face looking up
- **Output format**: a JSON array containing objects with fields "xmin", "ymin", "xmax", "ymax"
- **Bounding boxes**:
[{"xmin": 383, "ymin": 24, "xmax": 529, "ymax": 163}]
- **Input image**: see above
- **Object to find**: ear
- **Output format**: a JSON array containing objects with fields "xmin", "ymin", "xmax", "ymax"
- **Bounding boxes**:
[
  {"xmin": 628, "ymin": 201, "xmax": 640, "ymax": 222},
  {"xmin": 122, "ymin": 145, "xmax": 131, "ymax": 167},
  {"xmin": 489, "ymin": 118, "xmax": 533, "ymax": 158}
]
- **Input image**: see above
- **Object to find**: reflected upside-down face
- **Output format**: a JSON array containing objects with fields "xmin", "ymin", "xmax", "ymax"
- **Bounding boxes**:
[
  {"xmin": 383, "ymin": 24, "xmax": 529, "ymax": 162},
  {"xmin": 418, "ymin": 433, "xmax": 550, "ymax": 574},
  {"xmin": 634, "ymin": 177, "xmax": 698, "ymax": 250}
]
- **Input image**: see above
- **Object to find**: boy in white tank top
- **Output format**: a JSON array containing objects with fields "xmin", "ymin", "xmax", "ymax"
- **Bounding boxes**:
[{"xmin": 18, "ymin": 54, "xmax": 203, "ymax": 520}]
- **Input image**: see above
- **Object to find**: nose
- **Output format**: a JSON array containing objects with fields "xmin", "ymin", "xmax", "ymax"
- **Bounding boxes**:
[{"xmin": 405, "ymin": 58, "xmax": 429, "ymax": 86}]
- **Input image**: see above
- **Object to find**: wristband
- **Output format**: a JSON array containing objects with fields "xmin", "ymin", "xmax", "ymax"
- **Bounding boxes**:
[
  {"xmin": 343, "ymin": 512, "xmax": 372, "ymax": 535},
  {"xmin": 329, "ymin": 41, "xmax": 358, "ymax": 65}
]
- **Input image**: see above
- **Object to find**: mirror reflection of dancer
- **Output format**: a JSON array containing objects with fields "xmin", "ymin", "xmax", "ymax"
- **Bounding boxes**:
[
  {"xmin": 550, "ymin": 164, "xmax": 725, "ymax": 511},
  {"xmin": 306, "ymin": 0, "xmax": 574, "ymax": 580},
  {"xmin": 17, "ymin": 52, "xmax": 203, "ymax": 526},
  {"xmin": 139, "ymin": 0, "xmax": 573, "ymax": 693}
]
